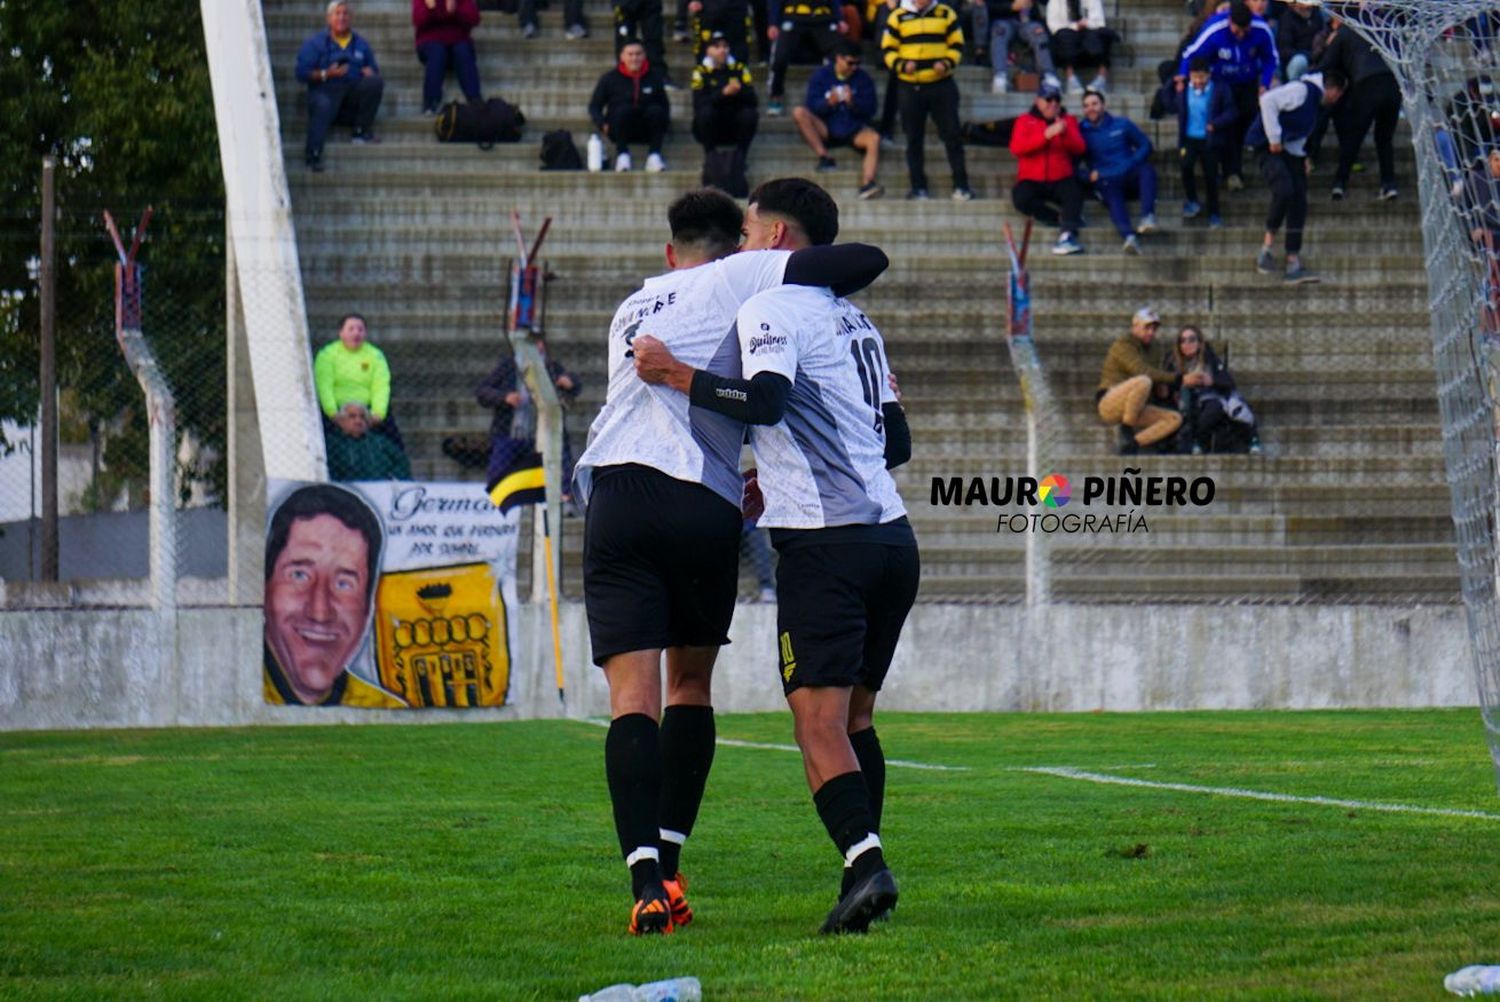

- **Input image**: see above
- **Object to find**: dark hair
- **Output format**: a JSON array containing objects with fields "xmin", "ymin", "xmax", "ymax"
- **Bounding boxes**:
[
  {"xmin": 1321, "ymin": 68, "xmax": 1349, "ymax": 92},
  {"xmin": 338, "ymin": 312, "xmax": 366, "ymax": 331},
  {"xmin": 667, "ymin": 188, "xmax": 744, "ymax": 258},
  {"xmin": 747, "ymin": 177, "xmax": 839, "ymax": 247},
  {"xmin": 835, "ymin": 39, "xmax": 862, "ymax": 59},
  {"xmin": 1082, "ymin": 87, "xmax": 1106, "ymax": 103},
  {"xmin": 265, "ymin": 483, "xmax": 383, "ymax": 605},
  {"xmin": 1188, "ymin": 56, "xmax": 1211, "ymax": 74},
  {"xmin": 1229, "ymin": 3, "xmax": 1252, "ymax": 27},
  {"xmin": 619, "ymin": 37, "xmax": 645, "ymax": 50}
]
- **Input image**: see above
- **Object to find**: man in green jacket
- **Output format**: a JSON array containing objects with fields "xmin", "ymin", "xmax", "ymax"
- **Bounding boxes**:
[{"xmin": 1095, "ymin": 307, "xmax": 1207, "ymax": 454}]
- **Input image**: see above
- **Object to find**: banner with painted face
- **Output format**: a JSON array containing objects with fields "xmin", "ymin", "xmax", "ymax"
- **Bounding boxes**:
[{"xmin": 263, "ymin": 480, "xmax": 522, "ymax": 708}]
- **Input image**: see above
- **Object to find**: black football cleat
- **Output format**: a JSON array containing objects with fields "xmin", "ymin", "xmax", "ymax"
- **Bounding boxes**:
[
  {"xmin": 820, "ymin": 867, "xmax": 898, "ymax": 934},
  {"xmin": 628, "ymin": 882, "xmax": 675, "ymax": 936}
]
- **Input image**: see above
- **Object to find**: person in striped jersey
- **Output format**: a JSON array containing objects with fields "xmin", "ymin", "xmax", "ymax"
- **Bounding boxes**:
[{"xmin": 881, "ymin": 0, "xmax": 973, "ymax": 200}]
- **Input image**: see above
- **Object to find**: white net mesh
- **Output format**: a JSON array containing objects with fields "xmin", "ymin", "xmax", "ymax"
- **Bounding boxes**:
[{"xmin": 1331, "ymin": 1, "xmax": 1500, "ymax": 780}]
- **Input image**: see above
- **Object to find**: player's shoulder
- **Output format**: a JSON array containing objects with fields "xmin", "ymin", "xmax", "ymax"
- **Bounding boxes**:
[{"xmin": 740, "ymin": 282, "xmax": 834, "ymax": 319}]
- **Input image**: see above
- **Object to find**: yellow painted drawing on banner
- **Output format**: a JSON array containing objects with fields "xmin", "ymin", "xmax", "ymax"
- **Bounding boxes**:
[{"xmin": 375, "ymin": 562, "xmax": 511, "ymax": 707}]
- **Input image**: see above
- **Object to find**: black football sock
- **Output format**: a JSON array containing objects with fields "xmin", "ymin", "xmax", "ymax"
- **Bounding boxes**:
[
  {"xmin": 606, "ymin": 713, "xmax": 664, "ymax": 897},
  {"xmin": 813, "ymin": 770, "xmax": 886, "ymax": 889},
  {"xmin": 843, "ymin": 728, "xmax": 886, "ymax": 896},
  {"xmin": 849, "ymin": 726, "xmax": 886, "ymax": 831},
  {"xmin": 658, "ymin": 704, "xmax": 716, "ymax": 877}
]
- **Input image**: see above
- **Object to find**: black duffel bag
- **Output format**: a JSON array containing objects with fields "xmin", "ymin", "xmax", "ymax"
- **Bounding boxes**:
[{"xmin": 436, "ymin": 98, "xmax": 526, "ymax": 148}]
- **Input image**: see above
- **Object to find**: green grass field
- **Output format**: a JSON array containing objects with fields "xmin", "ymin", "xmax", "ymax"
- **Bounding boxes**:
[{"xmin": 3, "ymin": 710, "xmax": 1498, "ymax": 1001}]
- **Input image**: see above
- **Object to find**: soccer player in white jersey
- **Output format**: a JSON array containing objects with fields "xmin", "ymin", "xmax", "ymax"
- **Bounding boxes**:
[
  {"xmin": 573, "ymin": 188, "xmax": 889, "ymax": 935},
  {"xmin": 633, "ymin": 178, "xmax": 917, "ymax": 934}
]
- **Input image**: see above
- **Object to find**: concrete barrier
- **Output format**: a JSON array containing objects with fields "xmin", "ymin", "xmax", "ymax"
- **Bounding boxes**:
[{"xmin": 0, "ymin": 600, "xmax": 1475, "ymax": 732}]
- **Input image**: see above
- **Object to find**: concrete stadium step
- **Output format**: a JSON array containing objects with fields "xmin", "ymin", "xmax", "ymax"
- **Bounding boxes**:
[
  {"xmin": 290, "ymin": 247, "xmax": 1430, "ymax": 291},
  {"xmin": 303, "ymin": 277, "xmax": 1433, "ymax": 323},
  {"xmin": 910, "ymin": 513, "xmax": 1455, "ymax": 547}
]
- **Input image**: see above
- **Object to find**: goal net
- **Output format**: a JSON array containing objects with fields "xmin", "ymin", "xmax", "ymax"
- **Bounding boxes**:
[{"xmin": 1333, "ymin": 1, "xmax": 1500, "ymax": 782}]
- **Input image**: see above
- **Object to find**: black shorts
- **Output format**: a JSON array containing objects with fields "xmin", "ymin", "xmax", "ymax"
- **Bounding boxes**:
[
  {"xmin": 583, "ymin": 464, "xmax": 743, "ymax": 666},
  {"xmin": 773, "ymin": 530, "xmax": 920, "ymax": 696}
]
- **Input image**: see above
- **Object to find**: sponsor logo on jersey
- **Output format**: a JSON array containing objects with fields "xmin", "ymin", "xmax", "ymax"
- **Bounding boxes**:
[{"xmin": 748, "ymin": 332, "xmax": 789, "ymax": 355}]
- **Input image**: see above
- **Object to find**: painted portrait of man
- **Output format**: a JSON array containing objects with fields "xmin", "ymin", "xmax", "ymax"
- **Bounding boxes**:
[{"xmin": 263, "ymin": 483, "xmax": 406, "ymax": 707}]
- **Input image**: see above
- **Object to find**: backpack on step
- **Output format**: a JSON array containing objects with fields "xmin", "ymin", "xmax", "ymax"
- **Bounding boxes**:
[
  {"xmin": 701, "ymin": 147, "xmax": 748, "ymax": 198},
  {"xmin": 436, "ymin": 98, "xmax": 525, "ymax": 148},
  {"xmin": 539, "ymin": 129, "xmax": 585, "ymax": 170}
]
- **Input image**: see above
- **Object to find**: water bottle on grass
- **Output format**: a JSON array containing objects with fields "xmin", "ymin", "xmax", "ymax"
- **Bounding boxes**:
[
  {"xmin": 580, "ymin": 976, "xmax": 702, "ymax": 1002},
  {"xmin": 1446, "ymin": 965, "xmax": 1500, "ymax": 996}
]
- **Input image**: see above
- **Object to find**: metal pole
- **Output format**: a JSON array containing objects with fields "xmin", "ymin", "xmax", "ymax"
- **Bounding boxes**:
[{"xmin": 39, "ymin": 155, "xmax": 58, "ymax": 580}]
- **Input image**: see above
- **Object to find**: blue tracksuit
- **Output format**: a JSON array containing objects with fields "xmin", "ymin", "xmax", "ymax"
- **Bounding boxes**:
[
  {"xmin": 1080, "ymin": 111, "xmax": 1157, "ymax": 238},
  {"xmin": 1177, "ymin": 16, "xmax": 1278, "ymax": 88}
]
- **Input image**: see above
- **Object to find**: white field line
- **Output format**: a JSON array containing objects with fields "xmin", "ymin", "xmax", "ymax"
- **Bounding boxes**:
[
  {"xmin": 577, "ymin": 718, "xmax": 970, "ymax": 771},
  {"xmin": 1019, "ymin": 766, "xmax": 1500, "ymax": 822}
]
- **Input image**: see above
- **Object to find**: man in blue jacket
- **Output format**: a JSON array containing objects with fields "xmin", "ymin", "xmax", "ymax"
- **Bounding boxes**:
[
  {"xmin": 1175, "ymin": 56, "xmax": 1240, "ymax": 226},
  {"xmin": 1079, "ymin": 89, "xmax": 1157, "ymax": 254},
  {"xmin": 791, "ymin": 43, "xmax": 884, "ymax": 199},
  {"xmin": 1176, "ymin": 2, "xmax": 1277, "ymax": 190},
  {"xmin": 294, "ymin": 1, "xmax": 385, "ymax": 172}
]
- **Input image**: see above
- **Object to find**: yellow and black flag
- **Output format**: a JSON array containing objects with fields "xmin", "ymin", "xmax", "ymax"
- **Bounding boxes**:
[{"xmin": 486, "ymin": 443, "xmax": 546, "ymax": 513}]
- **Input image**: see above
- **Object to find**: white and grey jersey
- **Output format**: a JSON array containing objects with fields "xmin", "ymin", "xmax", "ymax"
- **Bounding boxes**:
[
  {"xmin": 574, "ymin": 250, "xmax": 793, "ymax": 507},
  {"xmin": 737, "ymin": 285, "xmax": 907, "ymax": 529}
]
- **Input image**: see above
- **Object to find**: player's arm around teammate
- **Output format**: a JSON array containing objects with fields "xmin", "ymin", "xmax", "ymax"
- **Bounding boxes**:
[
  {"xmin": 635, "ymin": 179, "xmax": 916, "ymax": 935},
  {"xmin": 575, "ymin": 187, "xmax": 891, "ymax": 937}
]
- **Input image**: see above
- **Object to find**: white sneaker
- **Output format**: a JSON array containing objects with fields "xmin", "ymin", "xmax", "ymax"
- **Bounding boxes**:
[
  {"xmin": 1066, "ymin": 74, "xmax": 1083, "ymax": 96},
  {"xmin": 645, "ymin": 152, "xmax": 667, "ymax": 173},
  {"xmin": 991, "ymin": 73, "xmax": 1009, "ymax": 94},
  {"xmin": 615, "ymin": 152, "xmax": 632, "ymax": 172},
  {"xmin": 1089, "ymin": 74, "xmax": 1108, "ymax": 93}
]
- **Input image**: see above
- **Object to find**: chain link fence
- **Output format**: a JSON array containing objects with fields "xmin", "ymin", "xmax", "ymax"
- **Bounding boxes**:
[{"xmin": 0, "ymin": 203, "xmax": 226, "ymax": 594}]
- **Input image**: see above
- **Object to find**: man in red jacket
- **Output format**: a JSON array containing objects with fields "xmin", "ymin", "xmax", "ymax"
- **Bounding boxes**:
[{"xmin": 1008, "ymin": 81, "xmax": 1088, "ymax": 255}]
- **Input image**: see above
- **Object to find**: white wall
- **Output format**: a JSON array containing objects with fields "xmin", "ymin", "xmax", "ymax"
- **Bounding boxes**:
[{"xmin": 0, "ymin": 601, "xmax": 1476, "ymax": 732}]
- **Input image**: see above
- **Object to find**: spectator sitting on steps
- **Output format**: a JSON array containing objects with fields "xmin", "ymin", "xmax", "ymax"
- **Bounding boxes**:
[
  {"xmin": 295, "ymin": 0, "xmax": 384, "ymax": 172},
  {"xmin": 1077, "ymin": 88, "xmax": 1158, "ymax": 255},
  {"xmin": 792, "ymin": 41, "xmax": 884, "ymax": 199},
  {"xmin": 691, "ymin": 32, "xmax": 760, "ymax": 188},
  {"xmin": 474, "ymin": 341, "xmax": 582, "ymax": 503},
  {"xmin": 1045, "ymin": 0, "xmax": 1116, "ymax": 97},
  {"xmin": 589, "ymin": 39, "xmax": 672, "ymax": 173},
  {"xmin": 412, "ymin": 0, "xmax": 483, "ymax": 115},
  {"xmin": 1009, "ymin": 81, "xmax": 1087, "ymax": 255},
  {"xmin": 1162, "ymin": 324, "xmax": 1262, "ymax": 455},
  {"xmin": 314, "ymin": 313, "xmax": 411, "ymax": 481},
  {"xmin": 1096, "ymin": 307, "xmax": 1206, "ymax": 455},
  {"xmin": 980, "ymin": 0, "xmax": 1058, "ymax": 96}
]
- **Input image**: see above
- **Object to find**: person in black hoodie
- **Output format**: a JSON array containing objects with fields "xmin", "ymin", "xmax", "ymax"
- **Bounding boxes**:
[
  {"xmin": 1317, "ymin": 13, "xmax": 1400, "ymax": 201},
  {"xmin": 589, "ymin": 40, "xmax": 673, "ymax": 171},
  {"xmin": 691, "ymin": 33, "xmax": 759, "ymax": 165}
]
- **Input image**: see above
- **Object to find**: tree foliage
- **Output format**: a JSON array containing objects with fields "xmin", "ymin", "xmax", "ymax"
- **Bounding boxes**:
[{"xmin": 0, "ymin": 0, "xmax": 226, "ymax": 504}]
